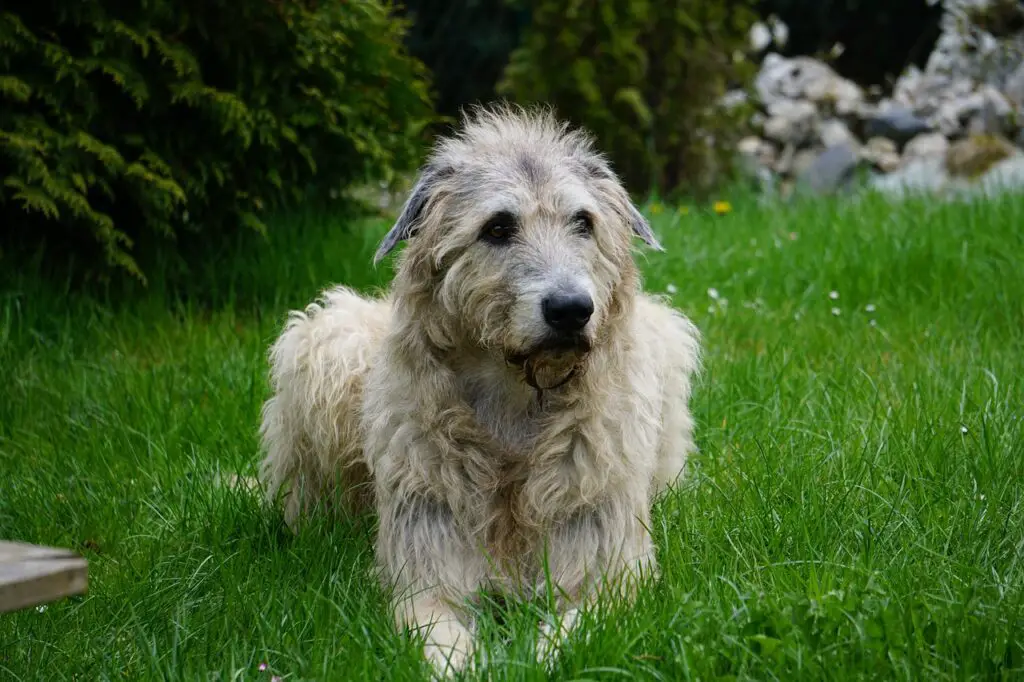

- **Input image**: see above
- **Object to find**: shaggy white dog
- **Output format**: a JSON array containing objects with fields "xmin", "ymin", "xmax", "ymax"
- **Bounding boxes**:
[{"xmin": 259, "ymin": 104, "xmax": 701, "ymax": 676}]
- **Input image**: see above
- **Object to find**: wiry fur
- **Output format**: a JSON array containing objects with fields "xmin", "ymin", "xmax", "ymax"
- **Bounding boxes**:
[{"xmin": 258, "ymin": 104, "xmax": 701, "ymax": 676}]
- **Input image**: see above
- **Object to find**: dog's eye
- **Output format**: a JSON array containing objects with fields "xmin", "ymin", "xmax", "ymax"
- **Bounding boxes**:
[
  {"xmin": 572, "ymin": 210, "xmax": 595, "ymax": 237},
  {"xmin": 480, "ymin": 211, "xmax": 517, "ymax": 245}
]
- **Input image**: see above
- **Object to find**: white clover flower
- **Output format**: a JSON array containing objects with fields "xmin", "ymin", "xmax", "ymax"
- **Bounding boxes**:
[
  {"xmin": 707, "ymin": 287, "xmax": 720, "ymax": 300},
  {"xmin": 666, "ymin": 283, "xmax": 678, "ymax": 294},
  {"xmin": 865, "ymin": 303, "xmax": 876, "ymax": 313},
  {"xmin": 831, "ymin": 307, "xmax": 841, "ymax": 316}
]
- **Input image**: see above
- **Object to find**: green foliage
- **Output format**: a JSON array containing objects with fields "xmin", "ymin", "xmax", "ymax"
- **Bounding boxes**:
[
  {"xmin": 0, "ymin": 1, "xmax": 435, "ymax": 283},
  {"xmin": 498, "ymin": 0, "xmax": 758, "ymax": 199}
]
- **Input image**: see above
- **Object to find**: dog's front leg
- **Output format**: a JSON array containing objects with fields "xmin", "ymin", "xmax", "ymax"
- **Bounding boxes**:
[
  {"xmin": 377, "ymin": 493, "xmax": 485, "ymax": 678},
  {"xmin": 534, "ymin": 497, "xmax": 657, "ymax": 666}
]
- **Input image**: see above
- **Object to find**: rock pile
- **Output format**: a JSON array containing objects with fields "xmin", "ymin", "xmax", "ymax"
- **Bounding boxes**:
[{"xmin": 738, "ymin": 0, "xmax": 1024, "ymax": 198}]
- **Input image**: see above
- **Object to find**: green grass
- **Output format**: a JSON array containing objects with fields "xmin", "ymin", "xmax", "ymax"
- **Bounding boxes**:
[{"xmin": 2, "ymin": 191, "xmax": 1023, "ymax": 681}]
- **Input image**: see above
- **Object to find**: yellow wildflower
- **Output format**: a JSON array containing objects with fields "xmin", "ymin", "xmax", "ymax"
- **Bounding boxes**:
[
  {"xmin": 713, "ymin": 200, "xmax": 732, "ymax": 215},
  {"xmin": 677, "ymin": 206, "xmax": 690, "ymax": 216},
  {"xmin": 650, "ymin": 202, "xmax": 663, "ymax": 215}
]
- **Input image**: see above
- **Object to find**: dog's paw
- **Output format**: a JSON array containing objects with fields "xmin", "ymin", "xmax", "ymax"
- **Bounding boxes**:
[
  {"xmin": 535, "ymin": 607, "xmax": 581, "ymax": 669},
  {"xmin": 423, "ymin": 618, "xmax": 476, "ymax": 679}
]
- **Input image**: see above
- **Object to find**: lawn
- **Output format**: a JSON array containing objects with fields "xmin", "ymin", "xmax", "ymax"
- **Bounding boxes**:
[{"xmin": 1, "ymin": 191, "xmax": 1022, "ymax": 681}]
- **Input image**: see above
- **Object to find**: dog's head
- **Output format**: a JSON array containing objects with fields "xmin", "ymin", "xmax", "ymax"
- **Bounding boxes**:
[{"xmin": 376, "ymin": 104, "xmax": 661, "ymax": 387}]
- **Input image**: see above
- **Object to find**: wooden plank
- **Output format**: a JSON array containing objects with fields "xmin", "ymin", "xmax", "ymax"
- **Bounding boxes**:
[{"xmin": 0, "ymin": 541, "xmax": 88, "ymax": 613}]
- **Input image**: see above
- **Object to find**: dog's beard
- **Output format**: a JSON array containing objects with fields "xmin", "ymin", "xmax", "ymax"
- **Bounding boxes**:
[{"xmin": 506, "ymin": 335, "xmax": 591, "ymax": 391}]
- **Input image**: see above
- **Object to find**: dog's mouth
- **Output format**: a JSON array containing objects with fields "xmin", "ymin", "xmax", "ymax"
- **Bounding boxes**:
[{"xmin": 505, "ymin": 334, "xmax": 591, "ymax": 392}]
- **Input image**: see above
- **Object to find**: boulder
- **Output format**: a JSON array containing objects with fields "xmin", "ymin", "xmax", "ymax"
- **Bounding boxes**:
[
  {"xmin": 737, "ymin": 135, "xmax": 777, "ymax": 168},
  {"xmin": 763, "ymin": 100, "xmax": 818, "ymax": 146},
  {"xmin": 1005, "ymin": 62, "xmax": 1024, "ymax": 108},
  {"xmin": 871, "ymin": 157, "xmax": 950, "ymax": 197},
  {"xmin": 861, "ymin": 137, "xmax": 902, "ymax": 172},
  {"xmin": 796, "ymin": 143, "xmax": 861, "ymax": 194},
  {"xmin": 818, "ymin": 118, "xmax": 860, "ymax": 149},
  {"xmin": 863, "ymin": 106, "xmax": 933, "ymax": 146},
  {"xmin": 903, "ymin": 132, "xmax": 950, "ymax": 164},
  {"xmin": 755, "ymin": 54, "xmax": 862, "ymax": 112},
  {"xmin": 945, "ymin": 133, "xmax": 1018, "ymax": 178},
  {"xmin": 736, "ymin": 0, "xmax": 1024, "ymax": 199}
]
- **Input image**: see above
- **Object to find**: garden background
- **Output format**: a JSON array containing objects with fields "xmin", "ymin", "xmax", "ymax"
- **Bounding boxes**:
[{"xmin": 2, "ymin": 1, "xmax": 1022, "ymax": 680}]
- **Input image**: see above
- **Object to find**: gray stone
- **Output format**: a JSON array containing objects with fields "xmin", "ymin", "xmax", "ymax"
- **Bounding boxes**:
[
  {"xmin": 861, "ymin": 137, "xmax": 903, "ymax": 172},
  {"xmin": 871, "ymin": 150, "xmax": 1024, "ymax": 200},
  {"xmin": 818, "ymin": 118, "xmax": 859, "ymax": 149},
  {"xmin": 763, "ymin": 100, "xmax": 818, "ymax": 146},
  {"xmin": 971, "ymin": 85, "xmax": 1015, "ymax": 135},
  {"xmin": 903, "ymin": 132, "xmax": 950, "ymax": 163},
  {"xmin": 737, "ymin": 135, "xmax": 777, "ymax": 168},
  {"xmin": 923, "ymin": 1, "xmax": 1024, "ymax": 89},
  {"xmin": 797, "ymin": 143, "xmax": 861, "ymax": 194},
  {"xmin": 1006, "ymin": 62, "xmax": 1024, "ymax": 109},
  {"xmin": 946, "ymin": 133, "xmax": 1017, "ymax": 177},
  {"xmin": 863, "ymin": 106, "xmax": 933, "ymax": 146},
  {"xmin": 792, "ymin": 148, "xmax": 821, "ymax": 178},
  {"xmin": 755, "ymin": 54, "xmax": 862, "ymax": 112},
  {"xmin": 970, "ymin": 153, "xmax": 1024, "ymax": 196},
  {"xmin": 870, "ymin": 157, "xmax": 950, "ymax": 197}
]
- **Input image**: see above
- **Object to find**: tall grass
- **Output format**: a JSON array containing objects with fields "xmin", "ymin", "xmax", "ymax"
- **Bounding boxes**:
[{"xmin": 1, "ymin": 191, "xmax": 1022, "ymax": 680}]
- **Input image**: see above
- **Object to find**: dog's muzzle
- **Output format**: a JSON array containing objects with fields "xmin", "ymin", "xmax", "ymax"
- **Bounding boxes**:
[{"xmin": 506, "ymin": 334, "xmax": 591, "ymax": 392}]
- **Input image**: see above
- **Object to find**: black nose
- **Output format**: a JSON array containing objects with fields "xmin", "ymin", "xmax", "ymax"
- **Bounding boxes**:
[{"xmin": 542, "ymin": 291, "xmax": 594, "ymax": 333}]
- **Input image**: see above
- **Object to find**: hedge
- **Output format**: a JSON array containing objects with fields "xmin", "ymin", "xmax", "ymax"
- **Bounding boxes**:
[{"xmin": 0, "ymin": 0, "xmax": 436, "ymax": 282}]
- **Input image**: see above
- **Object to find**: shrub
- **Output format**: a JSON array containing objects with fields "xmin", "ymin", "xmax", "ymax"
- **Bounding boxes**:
[
  {"xmin": 0, "ymin": 0, "xmax": 435, "ymax": 283},
  {"xmin": 498, "ymin": 0, "xmax": 759, "ymax": 199}
]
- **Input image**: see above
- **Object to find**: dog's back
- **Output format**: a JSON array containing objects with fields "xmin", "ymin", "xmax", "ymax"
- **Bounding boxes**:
[{"xmin": 259, "ymin": 286, "xmax": 391, "ymax": 527}]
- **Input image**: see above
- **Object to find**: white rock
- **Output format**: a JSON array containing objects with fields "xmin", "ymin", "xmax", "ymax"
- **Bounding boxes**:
[
  {"xmin": 1005, "ymin": 62, "xmax": 1024, "ymax": 109},
  {"xmin": 755, "ymin": 54, "xmax": 863, "ymax": 111},
  {"xmin": 970, "ymin": 85, "xmax": 1014, "ymax": 135},
  {"xmin": 738, "ymin": 136, "xmax": 763, "ymax": 156},
  {"xmin": 861, "ymin": 137, "xmax": 903, "ymax": 172},
  {"xmin": 792, "ymin": 148, "xmax": 821, "ymax": 178},
  {"xmin": 738, "ymin": 135, "xmax": 777, "ymax": 168},
  {"xmin": 749, "ymin": 22, "xmax": 772, "ymax": 53},
  {"xmin": 903, "ymin": 132, "xmax": 950, "ymax": 163},
  {"xmin": 797, "ymin": 143, "xmax": 861, "ymax": 194},
  {"xmin": 818, "ymin": 118, "xmax": 859, "ymax": 149},
  {"xmin": 763, "ymin": 100, "xmax": 818, "ymax": 146},
  {"xmin": 971, "ymin": 153, "xmax": 1024, "ymax": 196},
  {"xmin": 871, "ymin": 157, "xmax": 950, "ymax": 197}
]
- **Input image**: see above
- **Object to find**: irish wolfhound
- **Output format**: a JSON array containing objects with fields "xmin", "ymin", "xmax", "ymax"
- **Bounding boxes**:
[{"xmin": 258, "ymin": 104, "xmax": 701, "ymax": 676}]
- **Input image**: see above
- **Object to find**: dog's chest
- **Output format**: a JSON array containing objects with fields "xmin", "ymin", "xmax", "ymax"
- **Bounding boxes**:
[
  {"xmin": 459, "ymin": 367, "xmax": 545, "ymax": 454},
  {"xmin": 467, "ymin": 389, "xmax": 541, "ymax": 454}
]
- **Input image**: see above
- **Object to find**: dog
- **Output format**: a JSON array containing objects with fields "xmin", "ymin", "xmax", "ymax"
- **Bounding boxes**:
[{"xmin": 258, "ymin": 104, "xmax": 701, "ymax": 676}]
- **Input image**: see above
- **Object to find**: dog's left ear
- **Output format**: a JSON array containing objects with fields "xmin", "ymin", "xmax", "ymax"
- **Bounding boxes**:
[
  {"xmin": 584, "ymin": 156, "xmax": 663, "ymax": 252},
  {"xmin": 627, "ymin": 202, "xmax": 664, "ymax": 251},
  {"xmin": 373, "ymin": 164, "xmax": 449, "ymax": 265}
]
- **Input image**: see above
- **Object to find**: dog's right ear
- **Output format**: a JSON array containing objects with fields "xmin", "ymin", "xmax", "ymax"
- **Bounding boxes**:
[{"xmin": 373, "ymin": 164, "xmax": 449, "ymax": 266}]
